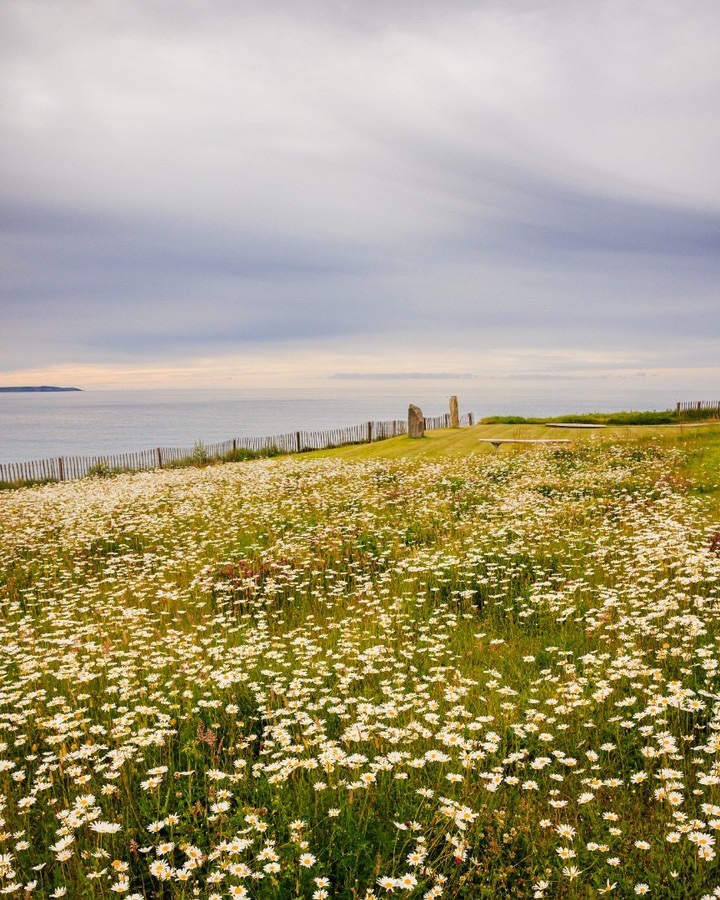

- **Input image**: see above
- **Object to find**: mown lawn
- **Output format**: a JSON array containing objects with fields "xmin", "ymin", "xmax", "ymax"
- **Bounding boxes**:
[{"xmin": 1, "ymin": 424, "xmax": 719, "ymax": 898}]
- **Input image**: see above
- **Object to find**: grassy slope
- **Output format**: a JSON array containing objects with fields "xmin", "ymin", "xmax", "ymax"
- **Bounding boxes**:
[{"xmin": 309, "ymin": 421, "xmax": 720, "ymax": 468}]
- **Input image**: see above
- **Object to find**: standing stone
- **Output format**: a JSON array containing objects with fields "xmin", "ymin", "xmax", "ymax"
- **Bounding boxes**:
[
  {"xmin": 408, "ymin": 404, "xmax": 425, "ymax": 438},
  {"xmin": 449, "ymin": 395, "xmax": 459, "ymax": 428}
]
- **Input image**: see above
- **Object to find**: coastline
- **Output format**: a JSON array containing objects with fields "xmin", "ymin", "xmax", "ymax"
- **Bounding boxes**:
[{"xmin": 0, "ymin": 386, "xmax": 82, "ymax": 393}]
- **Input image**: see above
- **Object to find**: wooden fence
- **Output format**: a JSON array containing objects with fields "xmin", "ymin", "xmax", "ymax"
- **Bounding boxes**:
[
  {"xmin": 423, "ymin": 412, "xmax": 474, "ymax": 430},
  {"xmin": 0, "ymin": 418, "xmax": 420, "ymax": 486},
  {"xmin": 676, "ymin": 401, "xmax": 720, "ymax": 418}
]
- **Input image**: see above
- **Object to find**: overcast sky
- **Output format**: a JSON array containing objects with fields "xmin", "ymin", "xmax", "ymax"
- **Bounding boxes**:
[{"xmin": 1, "ymin": 0, "xmax": 719, "ymax": 391}]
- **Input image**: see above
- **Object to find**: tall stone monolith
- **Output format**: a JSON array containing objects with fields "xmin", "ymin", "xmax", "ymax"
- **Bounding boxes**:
[
  {"xmin": 408, "ymin": 404, "xmax": 425, "ymax": 438},
  {"xmin": 449, "ymin": 395, "xmax": 459, "ymax": 428}
]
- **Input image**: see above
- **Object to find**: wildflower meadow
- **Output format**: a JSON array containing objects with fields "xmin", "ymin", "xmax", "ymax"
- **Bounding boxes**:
[{"xmin": 1, "ymin": 426, "xmax": 720, "ymax": 898}]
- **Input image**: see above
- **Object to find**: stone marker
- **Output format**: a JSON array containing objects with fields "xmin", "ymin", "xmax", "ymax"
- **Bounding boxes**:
[
  {"xmin": 408, "ymin": 404, "xmax": 425, "ymax": 438},
  {"xmin": 449, "ymin": 395, "xmax": 459, "ymax": 428}
]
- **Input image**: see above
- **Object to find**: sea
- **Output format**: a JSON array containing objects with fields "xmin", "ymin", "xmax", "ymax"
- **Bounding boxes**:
[{"xmin": 0, "ymin": 384, "xmax": 687, "ymax": 465}]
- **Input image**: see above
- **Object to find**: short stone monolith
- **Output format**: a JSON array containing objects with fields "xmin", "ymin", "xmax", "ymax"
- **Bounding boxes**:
[
  {"xmin": 449, "ymin": 395, "xmax": 459, "ymax": 428},
  {"xmin": 408, "ymin": 404, "xmax": 425, "ymax": 438}
]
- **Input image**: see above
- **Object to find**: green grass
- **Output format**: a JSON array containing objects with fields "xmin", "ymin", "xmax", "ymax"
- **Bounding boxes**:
[
  {"xmin": 309, "ymin": 420, "xmax": 720, "ymax": 470},
  {"xmin": 0, "ymin": 476, "xmax": 58, "ymax": 491},
  {"xmin": 482, "ymin": 409, "xmax": 720, "ymax": 426}
]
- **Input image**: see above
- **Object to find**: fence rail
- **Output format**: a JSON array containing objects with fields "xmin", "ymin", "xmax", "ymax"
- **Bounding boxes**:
[
  {"xmin": 676, "ymin": 401, "xmax": 720, "ymax": 418},
  {"xmin": 1, "ymin": 416, "xmax": 462, "ymax": 486}
]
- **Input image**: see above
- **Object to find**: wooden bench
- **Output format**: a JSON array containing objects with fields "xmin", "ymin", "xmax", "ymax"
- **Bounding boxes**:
[{"xmin": 478, "ymin": 438, "xmax": 572, "ymax": 451}]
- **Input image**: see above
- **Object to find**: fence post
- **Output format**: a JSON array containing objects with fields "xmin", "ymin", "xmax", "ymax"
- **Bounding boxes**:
[
  {"xmin": 367, "ymin": 421, "xmax": 372, "ymax": 443},
  {"xmin": 58, "ymin": 457, "xmax": 64, "ymax": 481},
  {"xmin": 232, "ymin": 438, "xmax": 237, "ymax": 455},
  {"xmin": 468, "ymin": 412, "xmax": 474, "ymax": 426},
  {"xmin": 156, "ymin": 448, "xmax": 163, "ymax": 468},
  {"xmin": 296, "ymin": 431, "xmax": 301, "ymax": 453}
]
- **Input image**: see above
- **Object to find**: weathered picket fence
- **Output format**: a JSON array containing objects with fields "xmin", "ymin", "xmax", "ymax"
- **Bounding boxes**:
[
  {"xmin": 1, "ymin": 418, "xmax": 415, "ymax": 486},
  {"xmin": 423, "ymin": 412, "xmax": 475, "ymax": 431},
  {"xmin": 676, "ymin": 401, "xmax": 720, "ymax": 418}
]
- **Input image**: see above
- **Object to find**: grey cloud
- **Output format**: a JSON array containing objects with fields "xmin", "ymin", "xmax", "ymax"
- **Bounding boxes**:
[
  {"xmin": 3, "ymin": 0, "xmax": 718, "ymax": 221},
  {"xmin": 1, "ymin": 0, "xmax": 719, "ymax": 380},
  {"xmin": 444, "ymin": 168, "xmax": 720, "ymax": 263},
  {"xmin": 2, "ymin": 179, "xmax": 719, "ymax": 374}
]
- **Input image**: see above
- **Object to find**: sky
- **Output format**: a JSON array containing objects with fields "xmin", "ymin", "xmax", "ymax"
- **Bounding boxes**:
[{"xmin": 1, "ymin": 0, "xmax": 719, "ymax": 393}]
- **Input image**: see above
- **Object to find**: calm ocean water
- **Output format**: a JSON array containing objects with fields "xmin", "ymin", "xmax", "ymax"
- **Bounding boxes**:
[{"xmin": 0, "ymin": 385, "xmax": 681, "ymax": 464}]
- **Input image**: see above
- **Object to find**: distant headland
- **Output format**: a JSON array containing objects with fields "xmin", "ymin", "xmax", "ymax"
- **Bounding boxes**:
[{"xmin": 0, "ymin": 386, "xmax": 82, "ymax": 393}]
